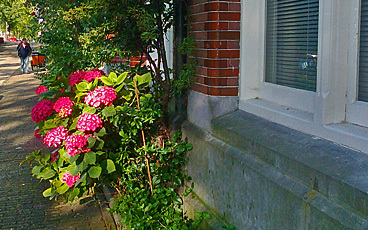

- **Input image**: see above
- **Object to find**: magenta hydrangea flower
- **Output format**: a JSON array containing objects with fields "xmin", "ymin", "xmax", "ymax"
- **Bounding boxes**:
[
  {"xmin": 35, "ymin": 85, "xmax": 48, "ymax": 95},
  {"xmin": 31, "ymin": 100, "xmax": 55, "ymax": 123},
  {"xmin": 82, "ymin": 69, "xmax": 105, "ymax": 82},
  {"xmin": 51, "ymin": 151, "xmax": 59, "ymax": 162},
  {"xmin": 43, "ymin": 126, "xmax": 68, "ymax": 148},
  {"xmin": 69, "ymin": 71, "xmax": 86, "ymax": 86},
  {"xmin": 84, "ymin": 86, "xmax": 117, "ymax": 108},
  {"xmin": 65, "ymin": 134, "xmax": 91, "ymax": 157},
  {"xmin": 62, "ymin": 172, "xmax": 80, "ymax": 187},
  {"xmin": 59, "ymin": 107, "xmax": 73, "ymax": 118},
  {"xmin": 53, "ymin": 97, "xmax": 73, "ymax": 117},
  {"xmin": 34, "ymin": 129, "xmax": 42, "ymax": 139},
  {"xmin": 77, "ymin": 113, "xmax": 103, "ymax": 132}
]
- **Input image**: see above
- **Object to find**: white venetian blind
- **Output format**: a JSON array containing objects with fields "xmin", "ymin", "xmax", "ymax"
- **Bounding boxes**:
[{"xmin": 265, "ymin": 0, "xmax": 319, "ymax": 92}]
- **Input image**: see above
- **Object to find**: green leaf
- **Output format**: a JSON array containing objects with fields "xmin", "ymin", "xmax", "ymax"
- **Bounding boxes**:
[
  {"xmin": 116, "ymin": 72, "xmax": 128, "ymax": 85},
  {"xmin": 70, "ymin": 117, "xmax": 78, "ymax": 130},
  {"xmin": 76, "ymin": 82, "xmax": 89, "ymax": 92},
  {"xmin": 88, "ymin": 166, "xmax": 102, "ymax": 178},
  {"xmin": 69, "ymin": 188, "xmax": 80, "ymax": 201},
  {"xmin": 87, "ymin": 136, "xmax": 96, "ymax": 148},
  {"xmin": 40, "ymin": 168, "xmax": 56, "ymax": 179},
  {"xmin": 95, "ymin": 127, "xmax": 106, "ymax": 137},
  {"xmin": 40, "ymin": 90, "xmax": 58, "ymax": 99},
  {"xmin": 173, "ymin": 195, "xmax": 183, "ymax": 205},
  {"xmin": 115, "ymin": 83, "xmax": 125, "ymax": 93},
  {"xmin": 62, "ymin": 149, "xmax": 71, "ymax": 160},
  {"xmin": 186, "ymin": 143, "xmax": 193, "ymax": 150},
  {"xmin": 43, "ymin": 119, "xmax": 58, "ymax": 131},
  {"xmin": 43, "ymin": 188, "xmax": 55, "ymax": 197},
  {"xmin": 66, "ymin": 162, "xmax": 79, "ymax": 176},
  {"xmin": 84, "ymin": 151, "xmax": 96, "ymax": 165},
  {"xmin": 86, "ymin": 82, "xmax": 93, "ymax": 90},
  {"xmin": 74, "ymin": 173, "xmax": 86, "ymax": 187},
  {"xmin": 83, "ymin": 106, "xmax": 96, "ymax": 114},
  {"xmin": 152, "ymin": 176, "xmax": 161, "ymax": 186},
  {"xmin": 100, "ymin": 77, "xmax": 113, "ymax": 86},
  {"xmin": 57, "ymin": 184, "xmax": 70, "ymax": 194},
  {"xmin": 75, "ymin": 92, "xmax": 87, "ymax": 98},
  {"xmin": 102, "ymin": 106, "xmax": 116, "ymax": 117},
  {"xmin": 136, "ymin": 72, "xmax": 151, "ymax": 87},
  {"xmin": 108, "ymin": 72, "xmax": 118, "ymax": 83},
  {"xmin": 125, "ymin": 79, "xmax": 135, "ymax": 88},
  {"xmin": 32, "ymin": 165, "xmax": 42, "ymax": 176},
  {"xmin": 173, "ymin": 176, "xmax": 182, "ymax": 186},
  {"xmin": 121, "ymin": 91, "xmax": 132, "ymax": 101},
  {"xmin": 102, "ymin": 159, "xmax": 116, "ymax": 174},
  {"xmin": 177, "ymin": 145, "xmax": 186, "ymax": 153},
  {"xmin": 97, "ymin": 139, "xmax": 105, "ymax": 149}
]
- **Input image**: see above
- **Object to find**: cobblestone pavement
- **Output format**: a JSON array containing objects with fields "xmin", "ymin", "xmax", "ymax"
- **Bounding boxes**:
[{"xmin": 0, "ymin": 42, "xmax": 116, "ymax": 229}]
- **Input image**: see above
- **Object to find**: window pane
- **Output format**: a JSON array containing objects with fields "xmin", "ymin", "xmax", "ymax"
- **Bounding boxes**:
[
  {"xmin": 359, "ymin": 0, "xmax": 368, "ymax": 102},
  {"xmin": 265, "ymin": 0, "xmax": 319, "ymax": 92}
]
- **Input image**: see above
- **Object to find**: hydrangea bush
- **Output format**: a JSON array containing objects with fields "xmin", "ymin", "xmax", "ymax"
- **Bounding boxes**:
[{"xmin": 22, "ymin": 69, "xmax": 201, "ymax": 228}]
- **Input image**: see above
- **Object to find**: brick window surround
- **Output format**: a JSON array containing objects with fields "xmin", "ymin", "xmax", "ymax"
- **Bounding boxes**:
[{"xmin": 188, "ymin": 0, "xmax": 241, "ymax": 96}]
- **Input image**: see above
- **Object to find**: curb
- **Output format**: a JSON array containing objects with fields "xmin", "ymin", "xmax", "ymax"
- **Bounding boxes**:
[
  {"xmin": 96, "ymin": 192, "xmax": 118, "ymax": 230},
  {"xmin": 103, "ymin": 186, "xmax": 123, "ymax": 229}
]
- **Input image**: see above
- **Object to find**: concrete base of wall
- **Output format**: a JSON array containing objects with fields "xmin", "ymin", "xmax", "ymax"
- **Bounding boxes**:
[
  {"xmin": 182, "ymin": 109, "xmax": 368, "ymax": 229},
  {"xmin": 187, "ymin": 90, "xmax": 238, "ymax": 132}
]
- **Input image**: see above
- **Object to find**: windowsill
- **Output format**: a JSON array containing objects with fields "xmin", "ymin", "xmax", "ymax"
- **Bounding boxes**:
[{"xmin": 239, "ymin": 99, "xmax": 368, "ymax": 154}]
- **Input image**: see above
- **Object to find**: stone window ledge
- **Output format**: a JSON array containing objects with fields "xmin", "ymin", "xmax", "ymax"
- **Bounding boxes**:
[{"xmin": 209, "ymin": 110, "xmax": 368, "ymax": 221}]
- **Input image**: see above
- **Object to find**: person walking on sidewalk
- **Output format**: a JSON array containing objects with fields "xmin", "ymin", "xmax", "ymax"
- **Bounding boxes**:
[{"xmin": 16, "ymin": 38, "xmax": 32, "ymax": 74}]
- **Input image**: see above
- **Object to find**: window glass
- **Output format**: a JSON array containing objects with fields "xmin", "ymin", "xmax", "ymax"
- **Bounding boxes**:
[
  {"xmin": 359, "ymin": 0, "xmax": 368, "ymax": 102},
  {"xmin": 265, "ymin": 0, "xmax": 319, "ymax": 92}
]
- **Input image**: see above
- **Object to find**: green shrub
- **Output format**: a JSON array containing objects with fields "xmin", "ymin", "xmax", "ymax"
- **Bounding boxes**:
[{"xmin": 23, "ymin": 69, "xmax": 202, "ymax": 228}]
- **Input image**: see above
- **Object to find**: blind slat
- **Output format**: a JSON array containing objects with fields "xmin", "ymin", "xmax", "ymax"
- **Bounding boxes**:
[{"xmin": 265, "ymin": 0, "xmax": 319, "ymax": 92}]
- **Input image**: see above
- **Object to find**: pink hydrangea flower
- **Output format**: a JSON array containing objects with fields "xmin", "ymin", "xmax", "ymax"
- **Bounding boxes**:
[
  {"xmin": 62, "ymin": 172, "xmax": 80, "ymax": 187},
  {"xmin": 31, "ymin": 100, "xmax": 55, "ymax": 123},
  {"xmin": 43, "ymin": 126, "xmax": 68, "ymax": 148},
  {"xmin": 69, "ymin": 71, "xmax": 86, "ymax": 86},
  {"xmin": 34, "ymin": 129, "xmax": 42, "ymax": 139},
  {"xmin": 84, "ymin": 86, "xmax": 117, "ymax": 108},
  {"xmin": 53, "ymin": 97, "xmax": 73, "ymax": 117},
  {"xmin": 51, "ymin": 151, "xmax": 59, "ymax": 162},
  {"xmin": 59, "ymin": 107, "xmax": 73, "ymax": 118},
  {"xmin": 65, "ymin": 134, "xmax": 91, "ymax": 157},
  {"xmin": 35, "ymin": 85, "xmax": 48, "ymax": 95},
  {"xmin": 82, "ymin": 69, "xmax": 105, "ymax": 82},
  {"xmin": 77, "ymin": 113, "xmax": 103, "ymax": 132}
]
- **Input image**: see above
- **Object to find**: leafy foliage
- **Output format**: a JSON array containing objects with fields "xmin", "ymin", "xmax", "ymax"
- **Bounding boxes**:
[
  {"xmin": 0, "ymin": 0, "xmax": 36, "ymax": 38},
  {"xmin": 22, "ymin": 69, "xmax": 204, "ymax": 228},
  {"xmin": 23, "ymin": 0, "xmax": 205, "ymax": 228},
  {"xmin": 26, "ymin": 0, "xmax": 196, "ymax": 116}
]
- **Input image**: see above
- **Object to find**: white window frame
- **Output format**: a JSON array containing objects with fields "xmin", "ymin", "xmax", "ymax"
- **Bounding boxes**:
[
  {"xmin": 239, "ymin": 0, "xmax": 368, "ymax": 153},
  {"xmin": 347, "ymin": 0, "xmax": 368, "ymax": 127}
]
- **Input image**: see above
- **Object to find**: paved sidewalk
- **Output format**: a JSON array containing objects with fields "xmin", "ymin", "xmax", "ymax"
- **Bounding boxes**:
[
  {"xmin": 0, "ymin": 42, "xmax": 20, "ymax": 86},
  {"xmin": 0, "ymin": 44, "xmax": 116, "ymax": 229}
]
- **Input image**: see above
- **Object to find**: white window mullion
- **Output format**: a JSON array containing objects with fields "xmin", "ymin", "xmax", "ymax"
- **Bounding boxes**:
[
  {"xmin": 239, "ymin": 0, "xmax": 265, "ymax": 101},
  {"xmin": 314, "ymin": 0, "xmax": 349, "ymax": 125}
]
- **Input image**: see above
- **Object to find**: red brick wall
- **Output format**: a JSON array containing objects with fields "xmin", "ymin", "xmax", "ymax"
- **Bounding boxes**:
[{"xmin": 188, "ymin": 0, "xmax": 240, "ymax": 96}]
